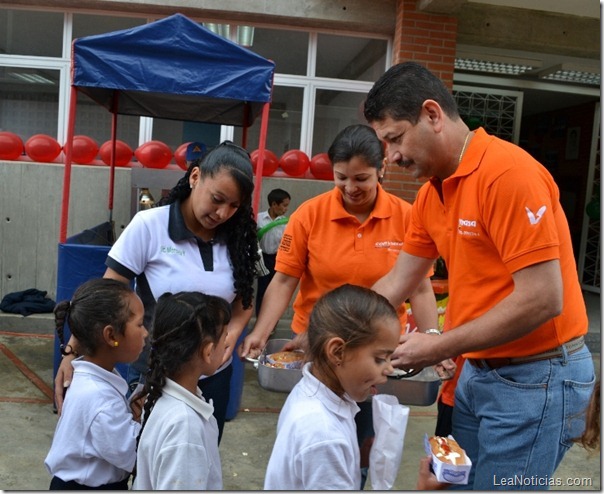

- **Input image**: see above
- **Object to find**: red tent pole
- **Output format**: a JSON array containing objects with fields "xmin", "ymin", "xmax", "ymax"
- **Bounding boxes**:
[
  {"xmin": 252, "ymin": 101, "xmax": 271, "ymax": 215},
  {"xmin": 59, "ymin": 85, "xmax": 78, "ymax": 243},
  {"xmin": 108, "ymin": 91, "xmax": 119, "ymax": 222},
  {"xmin": 241, "ymin": 103, "xmax": 250, "ymax": 149}
]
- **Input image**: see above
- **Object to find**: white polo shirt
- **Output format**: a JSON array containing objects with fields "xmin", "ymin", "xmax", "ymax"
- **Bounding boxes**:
[
  {"xmin": 264, "ymin": 363, "xmax": 361, "ymax": 490},
  {"xmin": 133, "ymin": 379, "xmax": 222, "ymax": 490},
  {"xmin": 107, "ymin": 202, "xmax": 235, "ymax": 307},
  {"xmin": 106, "ymin": 201, "xmax": 236, "ymax": 374},
  {"xmin": 45, "ymin": 359, "xmax": 140, "ymax": 486}
]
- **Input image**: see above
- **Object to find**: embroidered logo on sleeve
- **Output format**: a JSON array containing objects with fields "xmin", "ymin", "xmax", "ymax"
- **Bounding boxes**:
[{"xmin": 525, "ymin": 205, "xmax": 547, "ymax": 225}]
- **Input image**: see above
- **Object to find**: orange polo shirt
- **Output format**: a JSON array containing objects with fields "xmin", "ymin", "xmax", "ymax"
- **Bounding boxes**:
[
  {"xmin": 402, "ymin": 128, "xmax": 587, "ymax": 359},
  {"xmin": 276, "ymin": 185, "xmax": 413, "ymax": 334}
]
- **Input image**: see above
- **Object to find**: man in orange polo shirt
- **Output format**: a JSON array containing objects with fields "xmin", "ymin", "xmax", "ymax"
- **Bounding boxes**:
[{"xmin": 364, "ymin": 62, "xmax": 595, "ymax": 490}]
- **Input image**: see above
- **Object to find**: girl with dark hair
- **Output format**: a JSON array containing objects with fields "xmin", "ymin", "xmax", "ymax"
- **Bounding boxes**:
[
  {"xmin": 132, "ymin": 291, "xmax": 231, "ymax": 490},
  {"xmin": 55, "ymin": 141, "xmax": 260, "ymax": 443},
  {"xmin": 45, "ymin": 278, "xmax": 147, "ymax": 490},
  {"xmin": 264, "ymin": 284, "xmax": 444, "ymax": 490}
]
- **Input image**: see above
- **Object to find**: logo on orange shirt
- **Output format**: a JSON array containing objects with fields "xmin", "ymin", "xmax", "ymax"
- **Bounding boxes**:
[{"xmin": 525, "ymin": 205, "xmax": 547, "ymax": 225}]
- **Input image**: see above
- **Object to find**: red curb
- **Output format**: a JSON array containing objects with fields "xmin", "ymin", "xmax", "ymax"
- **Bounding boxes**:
[{"xmin": 0, "ymin": 342, "xmax": 54, "ymax": 401}]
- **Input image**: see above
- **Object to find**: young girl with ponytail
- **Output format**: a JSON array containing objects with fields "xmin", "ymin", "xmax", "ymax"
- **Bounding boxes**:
[
  {"xmin": 132, "ymin": 291, "xmax": 231, "ymax": 490},
  {"xmin": 45, "ymin": 278, "xmax": 147, "ymax": 490}
]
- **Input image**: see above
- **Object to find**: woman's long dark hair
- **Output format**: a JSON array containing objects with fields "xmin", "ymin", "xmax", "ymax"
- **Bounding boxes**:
[{"xmin": 166, "ymin": 141, "xmax": 259, "ymax": 309}]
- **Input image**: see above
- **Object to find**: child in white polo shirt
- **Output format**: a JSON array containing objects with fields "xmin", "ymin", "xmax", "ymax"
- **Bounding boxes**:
[
  {"xmin": 132, "ymin": 291, "xmax": 231, "ymax": 490},
  {"xmin": 45, "ymin": 278, "xmax": 148, "ymax": 489},
  {"xmin": 264, "ymin": 284, "xmax": 446, "ymax": 490}
]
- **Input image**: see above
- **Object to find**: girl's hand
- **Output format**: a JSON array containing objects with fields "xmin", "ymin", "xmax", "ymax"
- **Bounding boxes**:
[
  {"xmin": 416, "ymin": 455, "xmax": 449, "ymax": 490},
  {"xmin": 54, "ymin": 354, "xmax": 76, "ymax": 415},
  {"xmin": 130, "ymin": 394, "xmax": 146, "ymax": 423}
]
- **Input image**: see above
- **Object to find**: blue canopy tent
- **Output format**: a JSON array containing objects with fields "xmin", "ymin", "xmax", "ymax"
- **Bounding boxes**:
[{"xmin": 56, "ymin": 14, "xmax": 275, "ymax": 417}]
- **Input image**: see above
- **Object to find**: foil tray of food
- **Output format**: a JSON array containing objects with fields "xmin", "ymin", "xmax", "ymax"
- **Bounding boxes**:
[{"xmin": 375, "ymin": 367, "xmax": 442, "ymax": 406}]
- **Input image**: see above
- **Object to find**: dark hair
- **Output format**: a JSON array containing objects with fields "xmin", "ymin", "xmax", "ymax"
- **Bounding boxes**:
[
  {"xmin": 267, "ymin": 188, "xmax": 291, "ymax": 206},
  {"xmin": 328, "ymin": 124, "xmax": 384, "ymax": 173},
  {"xmin": 54, "ymin": 278, "xmax": 135, "ymax": 357},
  {"xmin": 576, "ymin": 380, "xmax": 600, "ymax": 452},
  {"xmin": 364, "ymin": 61, "xmax": 460, "ymax": 124},
  {"xmin": 307, "ymin": 284, "xmax": 399, "ymax": 389},
  {"xmin": 166, "ymin": 141, "xmax": 259, "ymax": 309},
  {"xmin": 135, "ymin": 291, "xmax": 231, "ymax": 451}
]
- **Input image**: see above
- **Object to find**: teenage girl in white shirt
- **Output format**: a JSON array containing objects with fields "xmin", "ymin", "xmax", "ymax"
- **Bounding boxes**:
[
  {"xmin": 45, "ymin": 278, "xmax": 147, "ymax": 489},
  {"xmin": 264, "ymin": 283, "xmax": 446, "ymax": 490},
  {"xmin": 132, "ymin": 291, "xmax": 231, "ymax": 490}
]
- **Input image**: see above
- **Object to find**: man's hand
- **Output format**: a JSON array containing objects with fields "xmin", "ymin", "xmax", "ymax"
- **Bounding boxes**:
[
  {"xmin": 54, "ymin": 354, "xmax": 76, "ymax": 415},
  {"xmin": 433, "ymin": 358, "xmax": 457, "ymax": 380},
  {"xmin": 391, "ymin": 332, "xmax": 448, "ymax": 370}
]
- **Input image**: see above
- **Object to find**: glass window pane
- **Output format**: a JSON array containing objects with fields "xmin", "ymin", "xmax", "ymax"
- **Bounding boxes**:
[
  {"xmin": 312, "ymin": 89, "xmax": 367, "ymax": 156},
  {"xmin": 248, "ymin": 28, "xmax": 308, "ymax": 75},
  {"xmin": 0, "ymin": 66, "xmax": 61, "ymax": 139},
  {"xmin": 233, "ymin": 85, "xmax": 304, "ymax": 155},
  {"xmin": 0, "ymin": 10, "xmax": 63, "ymax": 56},
  {"xmin": 73, "ymin": 97, "xmax": 140, "ymax": 151},
  {"xmin": 72, "ymin": 14, "xmax": 146, "ymax": 39},
  {"xmin": 316, "ymin": 34, "xmax": 387, "ymax": 81}
]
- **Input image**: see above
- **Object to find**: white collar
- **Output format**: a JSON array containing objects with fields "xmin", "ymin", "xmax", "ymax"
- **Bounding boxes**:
[
  {"xmin": 299, "ymin": 362, "xmax": 360, "ymax": 419},
  {"xmin": 162, "ymin": 378, "xmax": 214, "ymax": 420}
]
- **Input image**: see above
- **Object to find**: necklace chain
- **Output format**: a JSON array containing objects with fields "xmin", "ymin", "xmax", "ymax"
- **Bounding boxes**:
[{"xmin": 458, "ymin": 132, "xmax": 471, "ymax": 164}]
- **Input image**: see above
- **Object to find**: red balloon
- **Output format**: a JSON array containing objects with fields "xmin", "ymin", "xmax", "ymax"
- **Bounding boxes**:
[
  {"xmin": 310, "ymin": 153, "xmax": 333, "ymax": 180},
  {"xmin": 135, "ymin": 140, "xmax": 172, "ymax": 169},
  {"xmin": 251, "ymin": 149, "xmax": 279, "ymax": 176},
  {"xmin": 280, "ymin": 149, "xmax": 310, "ymax": 177},
  {"xmin": 0, "ymin": 131, "xmax": 24, "ymax": 160},
  {"xmin": 99, "ymin": 140, "xmax": 133, "ymax": 167},
  {"xmin": 67, "ymin": 135, "xmax": 99, "ymax": 164},
  {"xmin": 24, "ymin": 134, "xmax": 62, "ymax": 163},
  {"xmin": 174, "ymin": 142, "xmax": 191, "ymax": 170}
]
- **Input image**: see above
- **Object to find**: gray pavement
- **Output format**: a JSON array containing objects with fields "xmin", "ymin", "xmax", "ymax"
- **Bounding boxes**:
[{"xmin": 0, "ymin": 292, "xmax": 600, "ymax": 490}]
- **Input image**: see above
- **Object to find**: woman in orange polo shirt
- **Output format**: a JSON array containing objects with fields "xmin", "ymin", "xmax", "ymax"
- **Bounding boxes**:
[{"xmin": 241, "ymin": 124, "xmax": 446, "ymax": 489}]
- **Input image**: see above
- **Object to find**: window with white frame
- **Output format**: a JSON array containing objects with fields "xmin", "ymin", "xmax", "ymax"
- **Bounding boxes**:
[{"xmin": 0, "ymin": 8, "xmax": 390, "ymax": 166}]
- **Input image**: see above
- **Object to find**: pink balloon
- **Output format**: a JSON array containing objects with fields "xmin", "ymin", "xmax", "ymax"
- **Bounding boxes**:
[
  {"xmin": 99, "ymin": 140, "xmax": 134, "ymax": 167},
  {"xmin": 0, "ymin": 132, "xmax": 24, "ymax": 160},
  {"xmin": 24, "ymin": 134, "xmax": 62, "ymax": 163},
  {"xmin": 310, "ymin": 153, "xmax": 333, "ymax": 180},
  {"xmin": 67, "ymin": 135, "xmax": 99, "ymax": 164},
  {"xmin": 280, "ymin": 150, "xmax": 309, "ymax": 177},
  {"xmin": 251, "ymin": 149, "xmax": 280, "ymax": 176},
  {"xmin": 135, "ymin": 140, "xmax": 173, "ymax": 169}
]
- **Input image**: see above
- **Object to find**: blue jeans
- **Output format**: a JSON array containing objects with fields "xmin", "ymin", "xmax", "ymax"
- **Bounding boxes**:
[{"xmin": 452, "ymin": 344, "xmax": 595, "ymax": 490}]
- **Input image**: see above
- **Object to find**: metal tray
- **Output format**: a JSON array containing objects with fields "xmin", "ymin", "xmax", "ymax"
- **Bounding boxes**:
[
  {"xmin": 375, "ymin": 367, "xmax": 441, "ymax": 406},
  {"xmin": 257, "ymin": 338, "xmax": 303, "ymax": 393}
]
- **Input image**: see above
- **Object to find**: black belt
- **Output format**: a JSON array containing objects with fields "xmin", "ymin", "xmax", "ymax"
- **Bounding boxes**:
[{"xmin": 467, "ymin": 336, "xmax": 585, "ymax": 370}]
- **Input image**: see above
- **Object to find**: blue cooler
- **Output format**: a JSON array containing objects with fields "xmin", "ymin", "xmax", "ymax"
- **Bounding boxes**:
[{"xmin": 53, "ymin": 242, "xmax": 129, "ymax": 389}]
